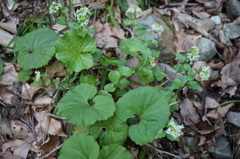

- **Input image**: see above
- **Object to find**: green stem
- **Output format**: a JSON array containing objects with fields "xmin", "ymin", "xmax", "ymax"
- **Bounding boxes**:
[
  {"xmin": 172, "ymin": 81, "xmax": 189, "ymax": 98},
  {"xmin": 67, "ymin": 124, "xmax": 73, "ymax": 138},
  {"xmin": 100, "ymin": 67, "xmax": 108, "ymax": 90},
  {"xmin": 216, "ymin": 100, "xmax": 240, "ymax": 109}
]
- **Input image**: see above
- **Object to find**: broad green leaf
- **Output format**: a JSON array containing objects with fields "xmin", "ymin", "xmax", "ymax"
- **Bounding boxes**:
[
  {"xmin": 0, "ymin": 58, "xmax": 3, "ymax": 75},
  {"xmin": 119, "ymin": 66, "xmax": 133, "ymax": 77},
  {"xmin": 175, "ymin": 53, "xmax": 186, "ymax": 63},
  {"xmin": 188, "ymin": 81, "xmax": 202, "ymax": 91},
  {"xmin": 14, "ymin": 28, "xmax": 58, "ymax": 70},
  {"xmin": 115, "ymin": 86, "xmax": 170, "ymax": 145},
  {"xmin": 57, "ymin": 83, "xmax": 115, "ymax": 125},
  {"xmin": 120, "ymin": 38, "xmax": 151, "ymax": 56},
  {"xmin": 99, "ymin": 54, "xmax": 126, "ymax": 66},
  {"xmin": 155, "ymin": 129, "xmax": 166, "ymax": 139},
  {"xmin": 134, "ymin": 28, "xmax": 146, "ymax": 36},
  {"xmin": 108, "ymin": 70, "xmax": 120, "ymax": 85},
  {"xmin": 122, "ymin": 19, "xmax": 133, "ymax": 26},
  {"xmin": 59, "ymin": 134, "xmax": 99, "ymax": 159},
  {"xmin": 117, "ymin": 78, "xmax": 130, "ymax": 89},
  {"xmin": 90, "ymin": 116, "xmax": 128, "ymax": 146},
  {"xmin": 154, "ymin": 67, "xmax": 167, "ymax": 81},
  {"xmin": 98, "ymin": 144, "xmax": 132, "ymax": 159},
  {"xmin": 104, "ymin": 83, "xmax": 115, "ymax": 92},
  {"xmin": 80, "ymin": 74, "xmax": 99, "ymax": 85},
  {"xmin": 55, "ymin": 31, "xmax": 96, "ymax": 72},
  {"xmin": 18, "ymin": 70, "xmax": 32, "ymax": 82}
]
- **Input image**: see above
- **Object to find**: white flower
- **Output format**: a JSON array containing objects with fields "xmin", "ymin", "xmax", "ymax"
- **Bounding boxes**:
[
  {"xmin": 35, "ymin": 71, "xmax": 41, "ymax": 81},
  {"xmin": 187, "ymin": 46, "xmax": 200, "ymax": 64},
  {"xmin": 126, "ymin": 6, "xmax": 142, "ymax": 18},
  {"xmin": 199, "ymin": 66, "xmax": 211, "ymax": 81},
  {"xmin": 165, "ymin": 121, "xmax": 184, "ymax": 139},
  {"xmin": 151, "ymin": 23, "xmax": 164, "ymax": 35},
  {"xmin": 76, "ymin": 7, "xmax": 90, "ymax": 17},
  {"xmin": 49, "ymin": 2, "xmax": 62, "ymax": 14},
  {"xmin": 76, "ymin": 7, "xmax": 90, "ymax": 27},
  {"xmin": 149, "ymin": 56, "xmax": 156, "ymax": 66}
]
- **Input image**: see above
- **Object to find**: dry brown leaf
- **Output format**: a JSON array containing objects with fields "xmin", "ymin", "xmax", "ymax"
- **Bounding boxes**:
[
  {"xmin": 180, "ymin": 98, "xmax": 200, "ymax": 126},
  {"xmin": 0, "ymin": 29, "xmax": 14, "ymax": 47},
  {"xmin": 195, "ymin": 0, "xmax": 209, "ymax": 3},
  {"xmin": 174, "ymin": 31, "xmax": 202, "ymax": 53},
  {"xmin": 39, "ymin": 136, "xmax": 60, "ymax": 156},
  {"xmin": 0, "ymin": 119, "xmax": 13, "ymax": 137},
  {"xmin": 208, "ymin": 60, "xmax": 225, "ymax": 69},
  {"xmin": 2, "ymin": 151, "xmax": 21, "ymax": 159},
  {"xmin": 221, "ymin": 86, "xmax": 237, "ymax": 97},
  {"xmin": 48, "ymin": 118, "xmax": 66, "ymax": 137},
  {"xmin": 11, "ymin": 120, "xmax": 29, "ymax": 139},
  {"xmin": 45, "ymin": 60, "xmax": 65, "ymax": 79},
  {"xmin": 13, "ymin": 143, "xmax": 30, "ymax": 159},
  {"xmin": 0, "ymin": 22, "xmax": 17, "ymax": 34},
  {"xmin": 52, "ymin": 24, "xmax": 66, "ymax": 33},
  {"xmin": 2, "ymin": 140, "xmax": 26, "ymax": 153},
  {"xmin": 206, "ymin": 104, "xmax": 232, "ymax": 119},
  {"xmin": 0, "ymin": 90, "xmax": 15, "ymax": 105},
  {"xmin": 20, "ymin": 83, "xmax": 41, "ymax": 100},
  {"xmin": 195, "ymin": 121, "xmax": 215, "ymax": 135},
  {"xmin": 206, "ymin": 109, "xmax": 219, "ymax": 119},
  {"xmin": 198, "ymin": 136, "xmax": 206, "ymax": 146},
  {"xmin": 34, "ymin": 95, "xmax": 52, "ymax": 106},
  {"xmin": 205, "ymin": 97, "xmax": 219, "ymax": 109},
  {"xmin": 192, "ymin": 10, "xmax": 211, "ymax": 19},
  {"xmin": 0, "ymin": 62, "xmax": 19, "ymax": 86}
]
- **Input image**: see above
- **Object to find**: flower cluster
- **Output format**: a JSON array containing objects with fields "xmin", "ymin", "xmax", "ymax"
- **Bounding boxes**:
[
  {"xmin": 49, "ymin": 2, "xmax": 62, "ymax": 14},
  {"xmin": 187, "ymin": 46, "xmax": 200, "ymax": 64},
  {"xmin": 149, "ymin": 56, "xmax": 156, "ymax": 67},
  {"xmin": 126, "ymin": 6, "xmax": 142, "ymax": 18},
  {"xmin": 151, "ymin": 23, "xmax": 164, "ymax": 35},
  {"xmin": 35, "ymin": 71, "xmax": 41, "ymax": 81},
  {"xmin": 76, "ymin": 7, "xmax": 90, "ymax": 27},
  {"xmin": 199, "ymin": 66, "xmax": 211, "ymax": 81},
  {"xmin": 165, "ymin": 120, "xmax": 184, "ymax": 139}
]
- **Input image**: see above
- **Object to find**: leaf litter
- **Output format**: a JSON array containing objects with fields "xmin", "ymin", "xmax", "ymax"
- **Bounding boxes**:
[{"xmin": 1, "ymin": 0, "xmax": 240, "ymax": 158}]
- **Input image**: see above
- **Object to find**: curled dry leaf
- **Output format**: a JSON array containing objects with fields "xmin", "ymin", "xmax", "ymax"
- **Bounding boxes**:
[
  {"xmin": 221, "ymin": 86, "xmax": 237, "ymax": 97},
  {"xmin": 206, "ymin": 104, "xmax": 233, "ymax": 119},
  {"xmin": 205, "ymin": 97, "xmax": 219, "ymax": 109},
  {"xmin": 180, "ymin": 98, "xmax": 200, "ymax": 126},
  {"xmin": 208, "ymin": 60, "xmax": 225, "ymax": 69},
  {"xmin": 0, "ymin": 62, "xmax": 19, "ymax": 86},
  {"xmin": 0, "ymin": 22, "xmax": 17, "ymax": 34},
  {"xmin": 20, "ymin": 83, "xmax": 41, "ymax": 100},
  {"xmin": 0, "ymin": 29, "xmax": 14, "ymax": 47},
  {"xmin": 13, "ymin": 143, "xmax": 30, "ymax": 159},
  {"xmin": 2, "ymin": 139, "xmax": 26, "ymax": 153},
  {"xmin": 48, "ymin": 118, "xmax": 66, "ymax": 137}
]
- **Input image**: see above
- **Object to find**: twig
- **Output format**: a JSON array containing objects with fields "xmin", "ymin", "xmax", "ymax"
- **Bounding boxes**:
[
  {"xmin": 47, "ymin": 113, "xmax": 66, "ymax": 120},
  {"xmin": 146, "ymin": 144, "xmax": 182, "ymax": 159},
  {"xmin": 169, "ymin": 101, "xmax": 178, "ymax": 106},
  {"xmin": 160, "ymin": 2, "xmax": 198, "ymax": 9},
  {"xmin": 158, "ymin": 71, "xmax": 178, "ymax": 87},
  {"xmin": 39, "ymin": 143, "xmax": 64, "ymax": 159}
]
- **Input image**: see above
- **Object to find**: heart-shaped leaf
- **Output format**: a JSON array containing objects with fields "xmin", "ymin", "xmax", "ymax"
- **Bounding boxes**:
[
  {"xmin": 59, "ymin": 134, "xmax": 99, "ymax": 159},
  {"xmin": 57, "ymin": 83, "xmax": 115, "ymax": 125},
  {"xmin": 98, "ymin": 144, "xmax": 132, "ymax": 159},
  {"xmin": 90, "ymin": 116, "xmax": 128, "ymax": 146},
  {"xmin": 14, "ymin": 28, "xmax": 58, "ymax": 70},
  {"xmin": 115, "ymin": 86, "xmax": 170, "ymax": 145},
  {"xmin": 55, "ymin": 31, "xmax": 96, "ymax": 72}
]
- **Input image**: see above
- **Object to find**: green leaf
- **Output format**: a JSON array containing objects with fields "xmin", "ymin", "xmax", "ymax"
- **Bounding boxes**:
[
  {"xmin": 32, "ymin": 79, "xmax": 42, "ymax": 87},
  {"xmin": 18, "ymin": 70, "xmax": 32, "ymax": 82},
  {"xmin": 99, "ymin": 54, "xmax": 126, "ymax": 66},
  {"xmin": 187, "ymin": 81, "xmax": 202, "ymax": 91},
  {"xmin": 57, "ymin": 83, "xmax": 115, "ymax": 125},
  {"xmin": 119, "ymin": 66, "xmax": 133, "ymax": 77},
  {"xmin": 122, "ymin": 19, "xmax": 133, "ymax": 26},
  {"xmin": 98, "ymin": 144, "xmax": 132, "ymax": 159},
  {"xmin": 57, "ymin": 17, "xmax": 68, "ymax": 25},
  {"xmin": 108, "ymin": 71, "xmax": 120, "ymax": 85},
  {"xmin": 0, "ymin": 58, "xmax": 3, "ymax": 75},
  {"xmin": 155, "ymin": 129, "xmax": 166, "ymax": 139},
  {"xmin": 117, "ymin": 78, "xmax": 130, "ymax": 89},
  {"xmin": 14, "ymin": 28, "xmax": 58, "ymax": 70},
  {"xmin": 104, "ymin": 83, "xmax": 115, "ymax": 92},
  {"xmin": 115, "ymin": 86, "xmax": 170, "ymax": 145},
  {"xmin": 175, "ymin": 53, "xmax": 186, "ymax": 63},
  {"xmin": 59, "ymin": 134, "xmax": 99, "ymax": 159},
  {"xmin": 134, "ymin": 28, "xmax": 146, "ymax": 36},
  {"xmin": 154, "ymin": 67, "xmax": 167, "ymax": 81},
  {"xmin": 55, "ymin": 31, "xmax": 96, "ymax": 72},
  {"xmin": 90, "ymin": 116, "xmax": 128, "ymax": 146},
  {"xmin": 80, "ymin": 74, "xmax": 99, "ymax": 85},
  {"xmin": 120, "ymin": 38, "xmax": 151, "ymax": 56}
]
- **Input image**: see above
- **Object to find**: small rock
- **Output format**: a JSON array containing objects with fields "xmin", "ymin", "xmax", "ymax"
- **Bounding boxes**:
[
  {"xmin": 208, "ymin": 136, "xmax": 233, "ymax": 159},
  {"xmin": 210, "ymin": 16, "xmax": 222, "ymax": 25},
  {"xmin": 227, "ymin": 111, "xmax": 240, "ymax": 127},
  {"xmin": 224, "ymin": 23, "xmax": 240, "ymax": 39},
  {"xmin": 137, "ymin": 14, "xmax": 175, "ymax": 63},
  {"xmin": 184, "ymin": 136, "xmax": 199, "ymax": 153},
  {"xmin": 226, "ymin": 0, "xmax": 240, "ymax": 19},
  {"xmin": 209, "ymin": 70, "xmax": 219, "ymax": 81},
  {"xmin": 200, "ymin": 153, "xmax": 213, "ymax": 159},
  {"xmin": 158, "ymin": 63, "xmax": 182, "ymax": 79},
  {"xmin": 197, "ymin": 38, "xmax": 217, "ymax": 62}
]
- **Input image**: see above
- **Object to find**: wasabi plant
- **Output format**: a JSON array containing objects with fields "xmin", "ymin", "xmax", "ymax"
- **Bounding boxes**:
[{"xmin": 12, "ymin": 3, "xmax": 212, "ymax": 159}]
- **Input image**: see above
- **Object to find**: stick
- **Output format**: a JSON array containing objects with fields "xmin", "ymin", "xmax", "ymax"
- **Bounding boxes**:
[
  {"xmin": 39, "ymin": 143, "xmax": 63, "ymax": 159},
  {"xmin": 146, "ymin": 144, "xmax": 182, "ymax": 159}
]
